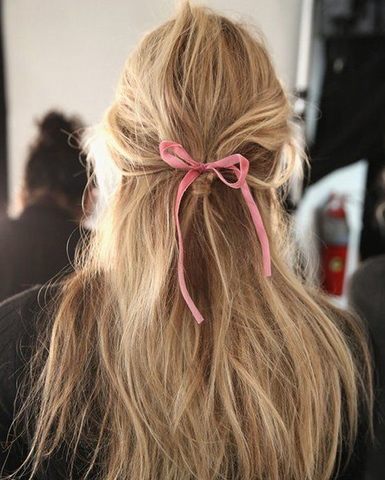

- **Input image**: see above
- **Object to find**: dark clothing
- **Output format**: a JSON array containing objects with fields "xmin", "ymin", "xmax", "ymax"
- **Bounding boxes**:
[
  {"xmin": 308, "ymin": 35, "xmax": 385, "ymax": 261},
  {"xmin": 0, "ymin": 288, "xmax": 41, "ymax": 479},
  {"xmin": 0, "ymin": 203, "xmax": 81, "ymax": 303},
  {"xmin": 0, "ymin": 287, "xmax": 380, "ymax": 479},
  {"xmin": 349, "ymin": 256, "xmax": 385, "ymax": 480}
]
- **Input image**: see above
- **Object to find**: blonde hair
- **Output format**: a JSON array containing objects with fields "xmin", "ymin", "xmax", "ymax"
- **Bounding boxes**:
[{"xmin": 17, "ymin": 2, "xmax": 372, "ymax": 479}]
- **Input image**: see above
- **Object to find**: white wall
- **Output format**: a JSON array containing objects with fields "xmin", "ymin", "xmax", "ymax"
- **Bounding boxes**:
[{"xmin": 4, "ymin": 0, "xmax": 301, "ymax": 209}]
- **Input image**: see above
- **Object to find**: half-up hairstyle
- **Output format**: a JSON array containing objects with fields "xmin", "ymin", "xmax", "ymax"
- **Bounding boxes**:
[{"xmin": 15, "ymin": 2, "xmax": 372, "ymax": 479}]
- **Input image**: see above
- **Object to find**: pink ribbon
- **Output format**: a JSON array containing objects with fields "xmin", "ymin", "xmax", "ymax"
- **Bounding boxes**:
[{"xmin": 160, "ymin": 141, "xmax": 271, "ymax": 324}]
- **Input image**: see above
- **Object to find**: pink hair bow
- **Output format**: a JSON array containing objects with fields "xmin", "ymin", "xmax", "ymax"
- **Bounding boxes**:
[{"xmin": 159, "ymin": 141, "xmax": 271, "ymax": 324}]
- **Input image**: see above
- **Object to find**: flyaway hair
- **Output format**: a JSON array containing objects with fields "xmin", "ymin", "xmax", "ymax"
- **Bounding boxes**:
[{"xmin": 13, "ymin": 2, "xmax": 372, "ymax": 480}]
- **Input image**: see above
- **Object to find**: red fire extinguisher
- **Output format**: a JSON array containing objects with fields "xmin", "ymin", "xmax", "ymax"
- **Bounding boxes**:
[{"xmin": 319, "ymin": 194, "xmax": 349, "ymax": 296}]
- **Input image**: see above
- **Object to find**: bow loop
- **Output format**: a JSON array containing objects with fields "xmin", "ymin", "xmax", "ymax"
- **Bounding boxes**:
[
  {"xmin": 159, "ymin": 141, "xmax": 271, "ymax": 324},
  {"xmin": 160, "ymin": 141, "xmax": 202, "ymax": 170},
  {"xmin": 208, "ymin": 154, "xmax": 249, "ymax": 189}
]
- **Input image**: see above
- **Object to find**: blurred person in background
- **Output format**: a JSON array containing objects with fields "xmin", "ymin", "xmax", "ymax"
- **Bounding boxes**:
[
  {"xmin": 349, "ymin": 165, "xmax": 385, "ymax": 480},
  {"xmin": 0, "ymin": 110, "xmax": 88, "ymax": 303},
  {"xmin": 0, "ymin": 2, "xmax": 380, "ymax": 479}
]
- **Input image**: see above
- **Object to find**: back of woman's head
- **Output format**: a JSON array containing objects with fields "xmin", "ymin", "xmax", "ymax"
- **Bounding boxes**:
[
  {"xmin": 23, "ymin": 110, "xmax": 87, "ymax": 207},
  {"xmin": 21, "ymin": 3, "xmax": 372, "ymax": 480}
]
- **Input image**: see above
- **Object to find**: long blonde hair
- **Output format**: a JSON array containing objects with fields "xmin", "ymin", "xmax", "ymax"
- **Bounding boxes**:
[{"xmin": 18, "ymin": 2, "xmax": 372, "ymax": 479}]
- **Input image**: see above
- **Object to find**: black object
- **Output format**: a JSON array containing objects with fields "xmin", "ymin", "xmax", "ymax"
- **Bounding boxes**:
[
  {"xmin": 349, "ymin": 256, "xmax": 385, "ymax": 480},
  {"xmin": 0, "ymin": 203, "xmax": 82, "ymax": 303}
]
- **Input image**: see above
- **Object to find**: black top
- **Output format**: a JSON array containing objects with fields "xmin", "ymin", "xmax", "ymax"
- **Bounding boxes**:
[
  {"xmin": 0, "ymin": 203, "xmax": 81, "ymax": 303},
  {"xmin": 349, "ymin": 256, "xmax": 385, "ymax": 480},
  {"xmin": 0, "ymin": 287, "xmax": 382, "ymax": 479}
]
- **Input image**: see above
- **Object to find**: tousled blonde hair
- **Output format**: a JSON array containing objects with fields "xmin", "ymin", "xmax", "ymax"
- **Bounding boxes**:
[{"xmin": 16, "ymin": 2, "xmax": 372, "ymax": 479}]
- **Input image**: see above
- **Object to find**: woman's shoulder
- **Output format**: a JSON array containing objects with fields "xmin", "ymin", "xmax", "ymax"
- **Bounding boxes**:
[
  {"xmin": 0, "ymin": 287, "xmax": 42, "ymax": 358},
  {"xmin": 0, "ymin": 286, "xmax": 53, "ymax": 344},
  {"xmin": 351, "ymin": 255, "xmax": 385, "ymax": 287},
  {"xmin": 0, "ymin": 285, "xmax": 64, "ymax": 478},
  {"xmin": 349, "ymin": 255, "xmax": 385, "ymax": 303},
  {"xmin": 0, "ymin": 286, "xmax": 59, "ymax": 399},
  {"xmin": 0, "ymin": 286, "xmax": 43, "ymax": 318},
  {"xmin": 349, "ymin": 255, "xmax": 385, "ymax": 339}
]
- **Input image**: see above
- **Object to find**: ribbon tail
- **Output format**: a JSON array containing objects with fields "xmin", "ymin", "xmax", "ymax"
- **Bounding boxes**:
[
  {"xmin": 175, "ymin": 170, "xmax": 206, "ymax": 323},
  {"xmin": 240, "ymin": 183, "xmax": 272, "ymax": 277}
]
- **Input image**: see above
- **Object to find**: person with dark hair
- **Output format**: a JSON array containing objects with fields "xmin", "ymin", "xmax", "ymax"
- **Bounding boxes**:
[{"xmin": 0, "ymin": 110, "xmax": 89, "ymax": 302}]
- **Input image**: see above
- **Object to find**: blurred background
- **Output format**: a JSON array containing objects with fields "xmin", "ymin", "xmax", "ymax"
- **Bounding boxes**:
[{"xmin": 0, "ymin": 0, "xmax": 385, "ymax": 304}]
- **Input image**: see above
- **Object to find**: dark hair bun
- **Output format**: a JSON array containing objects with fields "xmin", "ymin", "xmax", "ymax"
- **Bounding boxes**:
[
  {"xmin": 25, "ymin": 110, "xmax": 87, "ymax": 202},
  {"xmin": 38, "ymin": 111, "xmax": 82, "ymax": 146}
]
